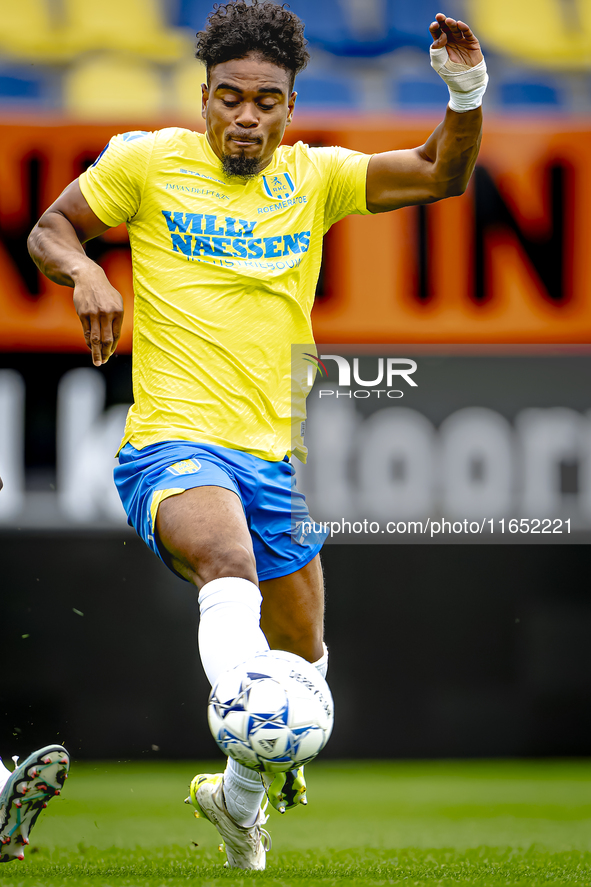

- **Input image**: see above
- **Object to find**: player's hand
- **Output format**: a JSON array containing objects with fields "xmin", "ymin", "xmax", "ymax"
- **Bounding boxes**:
[
  {"xmin": 73, "ymin": 269, "xmax": 124, "ymax": 366},
  {"xmin": 429, "ymin": 13, "xmax": 483, "ymax": 67}
]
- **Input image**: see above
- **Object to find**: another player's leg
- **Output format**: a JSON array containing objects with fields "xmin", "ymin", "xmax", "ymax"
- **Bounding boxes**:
[{"xmin": 0, "ymin": 745, "xmax": 70, "ymax": 862}]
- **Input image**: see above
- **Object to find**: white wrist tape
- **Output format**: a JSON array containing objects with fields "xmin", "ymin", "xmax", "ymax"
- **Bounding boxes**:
[{"xmin": 430, "ymin": 45, "xmax": 488, "ymax": 112}]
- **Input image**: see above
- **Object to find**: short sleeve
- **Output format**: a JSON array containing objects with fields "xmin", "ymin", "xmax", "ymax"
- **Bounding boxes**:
[
  {"xmin": 308, "ymin": 146, "xmax": 373, "ymax": 232},
  {"xmin": 79, "ymin": 130, "xmax": 155, "ymax": 228}
]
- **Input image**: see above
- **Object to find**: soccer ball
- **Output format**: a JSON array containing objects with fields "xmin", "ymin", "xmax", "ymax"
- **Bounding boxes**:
[{"xmin": 207, "ymin": 650, "xmax": 334, "ymax": 773}]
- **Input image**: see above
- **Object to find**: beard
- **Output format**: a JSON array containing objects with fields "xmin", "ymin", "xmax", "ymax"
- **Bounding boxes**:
[{"xmin": 221, "ymin": 152, "xmax": 262, "ymax": 179}]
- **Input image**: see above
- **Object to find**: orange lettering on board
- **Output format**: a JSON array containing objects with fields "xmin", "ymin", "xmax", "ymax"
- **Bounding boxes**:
[{"xmin": 1, "ymin": 119, "xmax": 591, "ymax": 350}]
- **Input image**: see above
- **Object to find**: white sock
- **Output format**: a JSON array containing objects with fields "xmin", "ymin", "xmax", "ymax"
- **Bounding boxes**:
[
  {"xmin": 198, "ymin": 577, "xmax": 270, "ymax": 686},
  {"xmin": 312, "ymin": 642, "xmax": 329, "ymax": 678},
  {"xmin": 198, "ymin": 577, "xmax": 268, "ymax": 825},
  {"xmin": 223, "ymin": 757, "xmax": 265, "ymax": 827}
]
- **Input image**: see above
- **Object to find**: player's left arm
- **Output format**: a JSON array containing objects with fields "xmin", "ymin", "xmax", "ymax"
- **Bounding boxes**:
[{"xmin": 366, "ymin": 14, "xmax": 485, "ymax": 214}]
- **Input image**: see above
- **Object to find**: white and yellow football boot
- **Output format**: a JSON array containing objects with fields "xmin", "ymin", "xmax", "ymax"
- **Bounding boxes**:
[
  {"xmin": 262, "ymin": 767, "xmax": 307, "ymax": 814},
  {"xmin": 0, "ymin": 745, "xmax": 70, "ymax": 862},
  {"xmin": 185, "ymin": 773, "xmax": 271, "ymax": 870}
]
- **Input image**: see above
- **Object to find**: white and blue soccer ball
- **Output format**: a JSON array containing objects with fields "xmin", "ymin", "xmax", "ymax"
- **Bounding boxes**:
[{"xmin": 207, "ymin": 650, "xmax": 334, "ymax": 773}]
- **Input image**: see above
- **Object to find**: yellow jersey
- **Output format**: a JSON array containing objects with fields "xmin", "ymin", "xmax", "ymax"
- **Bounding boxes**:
[{"xmin": 79, "ymin": 128, "xmax": 372, "ymax": 461}]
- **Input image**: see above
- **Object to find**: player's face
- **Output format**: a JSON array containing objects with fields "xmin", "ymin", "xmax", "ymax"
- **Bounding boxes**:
[{"xmin": 202, "ymin": 54, "xmax": 296, "ymax": 177}]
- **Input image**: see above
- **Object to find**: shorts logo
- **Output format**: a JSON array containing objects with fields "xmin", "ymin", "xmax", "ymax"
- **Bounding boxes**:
[
  {"xmin": 166, "ymin": 459, "xmax": 202, "ymax": 476},
  {"xmin": 263, "ymin": 173, "xmax": 295, "ymax": 200}
]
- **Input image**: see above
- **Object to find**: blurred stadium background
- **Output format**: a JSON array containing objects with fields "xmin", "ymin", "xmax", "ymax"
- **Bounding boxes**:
[{"xmin": 2, "ymin": 0, "xmax": 591, "ymax": 763}]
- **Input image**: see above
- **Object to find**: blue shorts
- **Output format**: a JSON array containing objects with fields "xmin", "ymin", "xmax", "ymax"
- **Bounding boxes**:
[{"xmin": 114, "ymin": 440, "xmax": 326, "ymax": 582}]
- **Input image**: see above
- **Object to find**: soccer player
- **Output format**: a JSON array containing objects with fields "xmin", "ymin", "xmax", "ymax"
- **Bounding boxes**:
[{"xmin": 28, "ymin": 1, "xmax": 486, "ymax": 870}]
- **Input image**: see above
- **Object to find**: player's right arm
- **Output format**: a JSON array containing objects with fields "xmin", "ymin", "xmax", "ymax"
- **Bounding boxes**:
[{"xmin": 28, "ymin": 181, "xmax": 123, "ymax": 367}]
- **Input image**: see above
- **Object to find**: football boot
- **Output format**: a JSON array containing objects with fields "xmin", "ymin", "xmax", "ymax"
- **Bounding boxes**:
[
  {"xmin": 185, "ymin": 772, "xmax": 271, "ymax": 870},
  {"xmin": 262, "ymin": 766, "xmax": 307, "ymax": 814},
  {"xmin": 0, "ymin": 745, "xmax": 70, "ymax": 862}
]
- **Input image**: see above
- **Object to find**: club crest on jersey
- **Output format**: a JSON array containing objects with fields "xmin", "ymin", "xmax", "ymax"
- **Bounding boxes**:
[
  {"xmin": 263, "ymin": 172, "xmax": 295, "ymax": 200},
  {"xmin": 166, "ymin": 459, "xmax": 201, "ymax": 476}
]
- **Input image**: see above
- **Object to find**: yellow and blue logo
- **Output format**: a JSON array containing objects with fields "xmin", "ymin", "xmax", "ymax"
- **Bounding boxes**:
[
  {"xmin": 263, "ymin": 172, "xmax": 295, "ymax": 200},
  {"xmin": 166, "ymin": 459, "xmax": 201, "ymax": 476}
]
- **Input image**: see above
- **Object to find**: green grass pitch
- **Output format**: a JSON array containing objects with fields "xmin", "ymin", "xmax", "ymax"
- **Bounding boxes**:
[{"xmin": 1, "ymin": 759, "xmax": 590, "ymax": 886}]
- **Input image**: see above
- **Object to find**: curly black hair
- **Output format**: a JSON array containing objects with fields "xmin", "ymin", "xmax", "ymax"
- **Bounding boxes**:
[{"xmin": 195, "ymin": 1, "xmax": 310, "ymax": 91}]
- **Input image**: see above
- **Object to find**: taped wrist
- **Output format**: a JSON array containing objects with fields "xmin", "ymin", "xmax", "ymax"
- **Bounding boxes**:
[{"xmin": 430, "ymin": 46, "xmax": 488, "ymax": 112}]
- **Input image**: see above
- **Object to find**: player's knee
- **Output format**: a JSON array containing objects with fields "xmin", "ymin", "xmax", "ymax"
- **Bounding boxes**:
[
  {"xmin": 269, "ymin": 622, "xmax": 323, "ymax": 663},
  {"xmin": 198, "ymin": 543, "xmax": 258, "ymax": 586}
]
